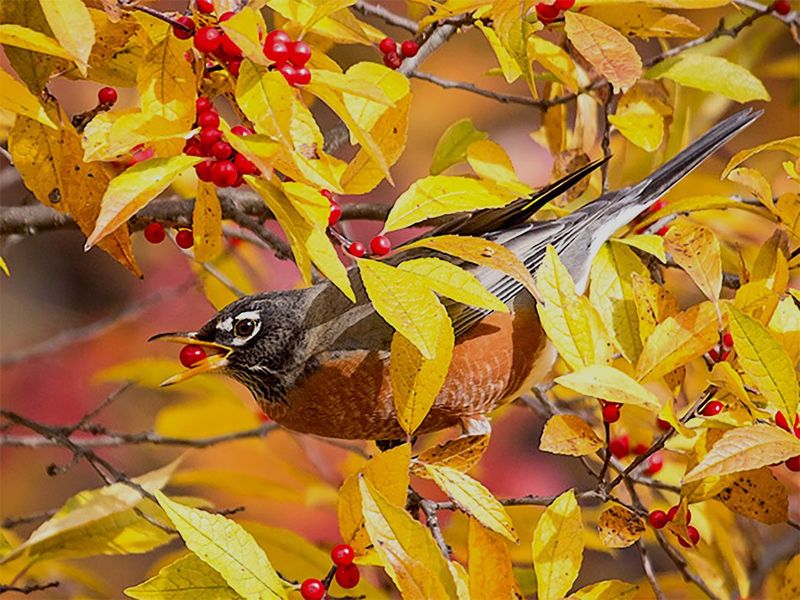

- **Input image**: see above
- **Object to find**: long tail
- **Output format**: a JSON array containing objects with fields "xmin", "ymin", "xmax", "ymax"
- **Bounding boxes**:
[{"xmin": 578, "ymin": 108, "xmax": 762, "ymax": 242}]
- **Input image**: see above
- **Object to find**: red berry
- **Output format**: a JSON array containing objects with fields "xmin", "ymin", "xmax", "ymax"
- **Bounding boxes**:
[
  {"xmin": 648, "ymin": 510, "xmax": 669, "ymax": 529},
  {"xmin": 785, "ymin": 455, "xmax": 800, "ymax": 471},
  {"xmin": 554, "ymin": 0, "xmax": 575, "ymax": 9},
  {"xmin": 602, "ymin": 403, "xmax": 620, "ymax": 423},
  {"xmin": 379, "ymin": 37, "xmax": 396, "ymax": 54},
  {"xmin": 708, "ymin": 348, "xmax": 720, "ymax": 362},
  {"xmin": 370, "ymin": 235, "xmax": 391, "ymax": 256},
  {"xmin": 220, "ymin": 34, "xmax": 242, "ymax": 58},
  {"xmin": 331, "ymin": 543, "xmax": 355, "ymax": 566},
  {"xmin": 231, "ymin": 125, "xmax": 252, "ymax": 136},
  {"xmin": 667, "ymin": 505, "xmax": 678, "ymax": 521},
  {"xmin": 144, "ymin": 222, "xmax": 166, "ymax": 244},
  {"xmin": 219, "ymin": 11, "xmax": 236, "ymax": 22},
  {"xmin": 211, "ymin": 141, "xmax": 233, "ymax": 160},
  {"xmin": 197, "ymin": 110, "xmax": 220, "ymax": 128},
  {"xmin": 648, "ymin": 198, "xmax": 667, "ymax": 214},
  {"xmin": 227, "ymin": 58, "xmax": 241, "ymax": 76},
  {"xmin": 184, "ymin": 141, "xmax": 204, "ymax": 156},
  {"xmin": 335, "ymin": 563, "xmax": 360, "ymax": 589},
  {"xmin": 347, "ymin": 241, "xmax": 366, "ymax": 258},
  {"xmin": 719, "ymin": 349, "xmax": 731, "ymax": 361},
  {"xmin": 180, "ymin": 344, "xmax": 206, "ymax": 367},
  {"xmin": 265, "ymin": 29, "xmax": 291, "ymax": 47},
  {"xmin": 196, "ymin": 97, "xmax": 212, "ymax": 113},
  {"xmin": 194, "ymin": 26, "xmax": 221, "ymax": 53},
  {"xmin": 681, "ymin": 525, "xmax": 700, "ymax": 547},
  {"xmin": 329, "ymin": 200, "xmax": 342, "ymax": 226},
  {"xmin": 234, "ymin": 153, "xmax": 258, "ymax": 175},
  {"xmin": 131, "ymin": 146, "xmax": 154, "ymax": 164},
  {"xmin": 536, "ymin": 3, "xmax": 560, "ymax": 23},
  {"xmin": 300, "ymin": 578, "xmax": 325, "ymax": 600},
  {"xmin": 400, "ymin": 40, "xmax": 419, "ymax": 58},
  {"xmin": 632, "ymin": 442, "xmax": 648, "ymax": 455},
  {"xmin": 776, "ymin": 411, "xmax": 790, "ymax": 431},
  {"xmin": 289, "ymin": 41, "xmax": 311, "ymax": 66},
  {"xmin": 383, "ymin": 51, "xmax": 402, "ymax": 69},
  {"xmin": 645, "ymin": 452, "xmax": 664, "ymax": 475},
  {"xmin": 98, "ymin": 86, "xmax": 118, "ymax": 105},
  {"xmin": 199, "ymin": 127, "xmax": 223, "ymax": 147},
  {"xmin": 196, "ymin": 0, "xmax": 214, "ymax": 14},
  {"xmin": 264, "ymin": 40, "xmax": 290, "ymax": 64},
  {"xmin": 277, "ymin": 62, "xmax": 298, "ymax": 84},
  {"xmin": 211, "ymin": 160, "xmax": 238, "ymax": 187},
  {"xmin": 701, "ymin": 400, "xmax": 723, "ymax": 417},
  {"xmin": 320, "ymin": 189, "xmax": 334, "ymax": 200},
  {"xmin": 173, "ymin": 16, "xmax": 195, "ymax": 40},
  {"xmin": 773, "ymin": 0, "xmax": 792, "ymax": 15},
  {"xmin": 722, "ymin": 332, "xmax": 733, "ymax": 347},
  {"xmin": 656, "ymin": 225, "xmax": 670, "ymax": 237},
  {"xmin": 176, "ymin": 228, "xmax": 194, "ymax": 249},
  {"xmin": 656, "ymin": 417, "xmax": 672, "ymax": 431},
  {"xmin": 294, "ymin": 66, "xmax": 311, "ymax": 86},
  {"xmin": 609, "ymin": 435, "xmax": 630, "ymax": 459},
  {"xmin": 195, "ymin": 159, "xmax": 215, "ymax": 182}
]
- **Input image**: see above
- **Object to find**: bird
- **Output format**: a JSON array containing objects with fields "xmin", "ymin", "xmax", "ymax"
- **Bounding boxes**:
[{"xmin": 151, "ymin": 109, "xmax": 761, "ymax": 441}]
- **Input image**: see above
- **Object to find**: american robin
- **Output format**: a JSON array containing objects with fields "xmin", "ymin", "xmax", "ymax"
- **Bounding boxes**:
[{"xmin": 152, "ymin": 109, "xmax": 760, "ymax": 441}]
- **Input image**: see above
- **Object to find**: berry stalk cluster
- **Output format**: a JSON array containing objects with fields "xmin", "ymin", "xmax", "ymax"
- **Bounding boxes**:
[
  {"xmin": 300, "ymin": 543, "xmax": 360, "ymax": 599},
  {"xmin": 322, "ymin": 189, "xmax": 392, "ymax": 258},
  {"xmin": 378, "ymin": 37, "xmax": 419, "ymax": 70},
  {"xmin": 648, "ymin": 505, "xmax": 701, "ymax": 548},
  {"xmin": 608, "ymin": 435, "xmax": 663, "ymax": 475}
]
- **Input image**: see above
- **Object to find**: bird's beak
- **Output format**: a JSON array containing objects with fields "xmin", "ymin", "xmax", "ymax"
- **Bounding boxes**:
[{"xmin": 148, "ymin": 331, "xmax": 233, "ymax": 386}]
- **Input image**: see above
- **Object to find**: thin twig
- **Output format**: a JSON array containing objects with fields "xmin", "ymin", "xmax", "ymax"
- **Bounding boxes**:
[
  {"xmin": 0, "ymin": 582, "xmax": 59, "ymax": 595},
  {"xmin": 352, "ymin": 1, "xmax": 418, "ymax": 32}
]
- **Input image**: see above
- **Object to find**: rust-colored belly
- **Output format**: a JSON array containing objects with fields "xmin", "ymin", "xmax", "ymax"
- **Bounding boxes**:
[{"xmin": 266, "ymin": 303, "xmax": 545, "ymax": 439}]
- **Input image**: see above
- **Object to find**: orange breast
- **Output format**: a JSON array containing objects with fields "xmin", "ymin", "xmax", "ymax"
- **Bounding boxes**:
[{"xmin": 265, "ymin": 301, "xmax": 546, "ymax": 440}]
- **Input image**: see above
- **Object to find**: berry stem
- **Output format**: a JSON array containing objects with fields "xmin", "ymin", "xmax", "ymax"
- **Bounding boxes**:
[{"xmin": 129, "ymin": 4, "xmax": 193, "ymax": 31}]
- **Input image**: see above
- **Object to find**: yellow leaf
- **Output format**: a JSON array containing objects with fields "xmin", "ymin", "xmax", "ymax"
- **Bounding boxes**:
[
  {"xmin": 0, "ymin": 69, "xmax": 56, "ymax": 129},
  {"xmin": 281, "ymin": 181, "xmax": 330, "ymax": 226},
  {"xmin": 466, "ymin": 139, "xmax": 533, "ymax": 196},
  {"xmin": 532, "ymin": 489, "xmax": 584, "ymax": 600},
  {"xmin": 468, "ymin": 518, "xmax": 518, "ymax": 600},
  {"xmin": 630, "ymin": 271, "xmax": 677, "ymax": 346},
  {"xmin": 402, "ymin": 235, "xmax": 538, "ymax": 299},
  {"xmin": 537, "ymin": 246, "xmax": 613, "ymax": 370},
  {"xmin": 125, "ymin": 554, "xmax": 241, "ymax": 600},
  {"xmin": 727, "ymin": 305, "xmax": 798, "ymax": 421},
  {"xmin": 568, "ymin": 579, "xmax": 638, "ymax": 600},
  {"xmin": 155, "ymin": 394, "xmax": 260, "ymax": 441},
  {"xmin": 564, "ymin": 12, "xmax": 641, "ymax": 93},
  {"xmin": 556, "ymin": 365, "xmax": 660, "ymax": 410},
  {"xmin": 636, "ymin": 301, "xmax": 721, "ymax": 381},
  {"xmin": 683, "ymin": 424, "xmax": 800, "ymax": 482},
  {"xmin": 768, "ymin": 297, "xmax": 800, "ymax": 366},
  {"xmin": 586, "ymin": 5, "xmax": 699, "ymax": 38},
  {"xmin": 658, "ymin": 396, "xmax": 695, "ymax": 439},
  {"xmin": 540, "ymin": 414, "xmax": 603, "ymax": 456},
  {"xmin": 87, "ymin": 155, "xmax": 202, "ymax": 248},
  {"xmin": 359, "ymin": 259, "xmax": 447, "ymax": 359},
  {"xmin": 424, "ymin": 464, "xmax": 517, "ymax": 542},
  {"xmin": 448, "ymin": 560, "xmax": 471, "ymax": 600},
  {"xmin": 384, "ymin": 176, "xmax": 508, "ymax": 232},
  {"xmin": 218, "ymin": 7, "xmax": 270, "ymax": 67},
  {"xmin": 648, "ymin": 55, "xmax": 769, "ymax": 103},
  {"xmin": 358, "ymin": 477, "xmax": 456, "ymax": 600},
  {"xmin": 399, "ymin": 257, "xmax": 508, "ymax": 312},
  {"xmin": 709, "ymin": 361, "xmax": 763, "ymax": 416},
  {"xmin": 664, "ymin": 220, "xmax": 722, "ymax": 301},
  {"xmin": 9, "ymin": 114, "xmax": 139, "ymax": 275},
  {"xmin": 613, "ymin": 235, "xmax": 665, "ymax": 262},
  {"xmin": 528, "ymin": 34, "xmax": 578, "ymax": 93},
  {"xmin": 342, "ymin": 62, "xmax": 408, "ymax": 135},
  {"xmin": 774, "ymin": 192, "xmax": 800, "ymax": 240},
  {"xmin": 81, "ymin": 109, "xmax": 188, "ymax": 162},
  {"xmin": 727, "ymin": 167, "xmax": 774, "ymax": 211},
  {"xmin": 413, "ymin": 435, "xmax": 490, "ymax": 475},
  {"xmin": 723, "ymin": 136, "xmax": 800, "ymax": 179},
  {"xmin": 137, "ymin": 33, "xmax": 195, "ymax": 126},
  {"xmin": 609, "ymin": 100, "xmax": 664, "ymax": 152},
  {"xmin": 597, "ymin": 505, "xmax": 644, "ymax": 549},
  {"xmin": 590, "ymin": 242, "xmax": 649, "ymax": 362},
  {"xmin": 0, "ymin": 24, "xmax": 74, "ymax": 60},
  {"xmin": 193, "ymin": 182, "xmax": 223, "ymax": 263},
  {"xmin": 39, "ymin": 0, "xmax": 95, "ymax": 75},
  {"xmin": 224, "ymin": 131, "xmax": 278, "ymax": 179},
  {"xmin": 0, "ymin": 256, "xmax": 8, "ymax": 277},
  {"xmin": 714, "ymin": 468, "xmax": 789, "ymax": 525},
  {"xmin": 391, "ymin": 313, "xmax": 453, "ymax": 434},
  {"xmin": 430, "ymin": 118, "xmax": 488, "ymax": 176},
  {"xmin": 338, "ymin": 444, "xmax": 410, "ymax": 554},
  {"xmin": 475, "ymin": 20, "xmax": 521, "ymax": 84},
  {"xmin": 777, "ymin": 554, "xmax": 800, "ymax": 600},
  {"xmin": 155, "ymin": 492, "xmax": 287, "ymax": 599}
]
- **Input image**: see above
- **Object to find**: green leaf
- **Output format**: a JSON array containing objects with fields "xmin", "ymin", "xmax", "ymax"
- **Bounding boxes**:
[
  {"xmin": 155, "ymin": 491, "xmax": 287, "ymax": 600},
  {"xmin": 648, "ymin": 55, "xmax": 769, "ymax": 103},
  {"xmin": 125, "ymin": 554, "xmax": 242, "ymax": 599},
  {"xmin": 430, "ymin": 118, "xmax": 489, "ymax": 175}
]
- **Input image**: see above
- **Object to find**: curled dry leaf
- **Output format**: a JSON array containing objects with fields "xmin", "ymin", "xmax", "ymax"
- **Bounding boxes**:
[{"xmin": 597, "ymin": 505, "xmax": 645, "ymax": 549}]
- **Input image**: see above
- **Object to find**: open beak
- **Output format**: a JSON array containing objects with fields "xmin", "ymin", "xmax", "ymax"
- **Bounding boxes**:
[{"xmin": 148, "ymin": 332, "xmax": 233, "ymax": 386}]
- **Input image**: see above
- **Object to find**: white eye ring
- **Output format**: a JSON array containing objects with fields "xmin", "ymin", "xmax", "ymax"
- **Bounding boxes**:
[{"xmin": 230, "ymin": 310, "xmax": 261, "ymax": 345}]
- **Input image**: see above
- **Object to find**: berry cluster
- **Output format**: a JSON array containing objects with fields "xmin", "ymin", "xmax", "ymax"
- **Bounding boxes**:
[
  {"xmin": 648, "ymin": 505, "xmax": 700, "ymax": 547},
  {"xmin": 263, "ymin": 30, "xmax": 312, "ymax": 86},
  {"xmin": 144, "ymin": 223, "xmax": 194, "ymax": 248},
  {"xmin": 323, "ymin": 190, "xmax": 392, "ymax": 258},
  {"xmin": 378, "ymin": 37, "xmax": 419, "ymax": 70},
  {"xmin": 184, "ymin": 97, "xmax": 260, "ymax": 188},
  {"xmin": 174, "ymin": 8, "xmax": 244, "ymax": 76},
  {"xmin": 775, "ymin": 411, "xmax": 800, "ymax": 471},
  {"xmin": 707, "ymin": 331, "xmax": 733, "ymax": 362},
  {"xmin": 600, "ymin": 399, "xmax": 623, "ymax": 423},
  {"xmin": 300, "ymin": 543, "xmax": 360, "ymax": 599},
  {"xmin": 772, "ymin": 0, "xmax": 792, "ymax": 15},
  {"xmin": 609, "ymin": 436, "xmax": 664, "ymax": 475},
  {"xmin": 535, "ymin": 0, "xmax": 576, "ymax": 24}
]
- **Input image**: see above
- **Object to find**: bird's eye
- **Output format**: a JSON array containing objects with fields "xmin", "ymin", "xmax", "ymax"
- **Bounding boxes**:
[{"xmin": 234, "ymin": 318, "xmax": 256, "ymax": 338}]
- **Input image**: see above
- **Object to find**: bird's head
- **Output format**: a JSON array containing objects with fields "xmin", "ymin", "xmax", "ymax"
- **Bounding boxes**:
[{"xmin": 149, "ymin": 290, "xmax": 310, "ymax": 398}]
